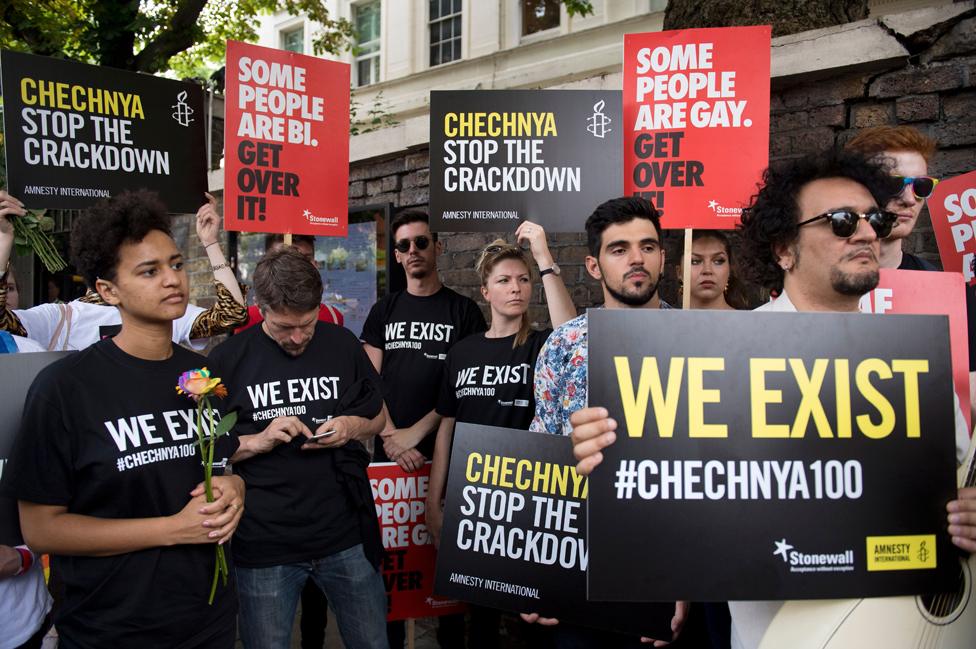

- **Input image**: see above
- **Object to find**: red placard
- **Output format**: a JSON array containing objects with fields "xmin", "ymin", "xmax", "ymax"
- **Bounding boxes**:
[
  {"xmin": 369, "ymin": 462, "xmax": 466, "ymax": 621},
  {"xmin": 860, "ymin": 269, "xmax": 971, "ymax": 432},
  {"xmin": 623, "ymin": 26, "xmax": 770, "ymax": 229},
  {"xmin": 224, "ymin": 40, "xmax": 349, "ymax": 236},
  {"xmin": 929, "ymin": 169, "xmax": 976, "ymax": 285}
]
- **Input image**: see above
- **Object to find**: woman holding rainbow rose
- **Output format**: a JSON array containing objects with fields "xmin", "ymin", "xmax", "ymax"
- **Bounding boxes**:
[{"xmin": 2, "ymin": 191, "xmax": 244, "ymax": 649}]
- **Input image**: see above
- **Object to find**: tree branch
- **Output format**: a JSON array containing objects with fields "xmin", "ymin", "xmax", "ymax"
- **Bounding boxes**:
[{"xmin": 132, "ymin": 0, "xmax": 209, "ymax": 73}]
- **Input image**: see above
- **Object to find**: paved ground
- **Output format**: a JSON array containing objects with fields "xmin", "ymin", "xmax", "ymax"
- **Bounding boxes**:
[{"xmin": 234, "ymin": 609, "xmax": 441, "ymax": 648}]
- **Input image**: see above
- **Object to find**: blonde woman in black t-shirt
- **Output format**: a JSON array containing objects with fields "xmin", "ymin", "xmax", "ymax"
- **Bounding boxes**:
[{"xmin": 425, "ymin": 222, "xmax": 576, "ymax": 648}]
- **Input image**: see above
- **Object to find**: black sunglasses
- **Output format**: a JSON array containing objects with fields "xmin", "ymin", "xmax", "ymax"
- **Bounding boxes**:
[
  {"xmin": 894, "ymin": 176, "xmax": 940, "ymax": 200},
  {"xmin": 797, "ymin": 209, "xmax": 896, "ymax": 239},
  {"xmin": 394, "ymin": 235, "xmax": 431, "ymax": 253}
]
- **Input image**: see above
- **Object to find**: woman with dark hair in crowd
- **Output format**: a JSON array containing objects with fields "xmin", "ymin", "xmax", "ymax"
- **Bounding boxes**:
[
  {"xmin": 677, "ymin": 230, "xmax": 750, "ymax": 310},
  {"xmin": 425, "ymin": 220, "xmax": 575, "ymax": 648},
  {"xmin": 2, "ymin": 190, "xmax": 245, "ymax": 649}
]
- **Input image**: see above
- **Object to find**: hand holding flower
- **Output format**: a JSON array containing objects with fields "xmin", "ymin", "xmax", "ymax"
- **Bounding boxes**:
[
  {"xmin": 192, "ymin": 475, "xmax": 245, "ymax": 545},
  {"xmin": 175, "ymin": 367, "xmax": 235, "ymax": 604}
]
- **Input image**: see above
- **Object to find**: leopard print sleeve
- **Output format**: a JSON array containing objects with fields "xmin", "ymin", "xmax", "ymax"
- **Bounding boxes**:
[
  {"xmin": 189, "ymin": 280, "xmax": 248, "ymax": 338},
  {"xmin": 0, "ymin": 274, "xmax": 28, "ymax": 337}
]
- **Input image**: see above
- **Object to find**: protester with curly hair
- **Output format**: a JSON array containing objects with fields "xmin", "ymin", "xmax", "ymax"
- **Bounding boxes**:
[
  {"xmin": 2, "ymin": 189, "xmax": 245, "ymax": 648},
  {"xmin": 0, "ymin": 190, "xmax": 245, "ymax": 350},
  {"xmin": 569, "ymin": 150, "xmax": 975, "ymax": 649}
]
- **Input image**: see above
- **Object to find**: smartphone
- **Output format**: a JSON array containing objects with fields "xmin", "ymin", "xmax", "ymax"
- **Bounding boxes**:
[{"xmin": 309, "ymin": 429, "xmax": 336, "ymax": 440}]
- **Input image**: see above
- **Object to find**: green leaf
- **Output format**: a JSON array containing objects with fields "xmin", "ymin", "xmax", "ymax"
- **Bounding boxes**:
[{"xmin": 213, "ymin": 411, "xmax": 237, "ymax": 437}]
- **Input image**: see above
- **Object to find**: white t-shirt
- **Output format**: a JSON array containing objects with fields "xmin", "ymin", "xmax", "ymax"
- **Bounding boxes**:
[
  {"xmin": 15, "ymin": 299, "xmax": 206, "ymax": 351},
  {"xmin": 0, "ymin": 560, "xmax": 51, "ymax": 649},
  {"xmin": 731, "ymin": 290, "xmax": 973, "ymax": 649},
  {"xmin": 13, "ymin": 335, "xmax": 44, "ymax": 353}
]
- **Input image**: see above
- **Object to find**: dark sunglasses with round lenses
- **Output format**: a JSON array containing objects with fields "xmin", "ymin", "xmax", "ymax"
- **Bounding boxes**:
[
  {"xmin": 894, "ymin": 175, "xmax": 940, "ymax": 200},
  {"xmin": 797, "ymin": 209, "xmax": 896, "ymax": 239},
  {"xmin": 394, "ymin": 235, "xmax": 431, "ymax": 253}
]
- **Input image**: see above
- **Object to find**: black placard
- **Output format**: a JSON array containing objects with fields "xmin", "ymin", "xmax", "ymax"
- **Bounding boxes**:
[
  {"xmin": 434, "ymin": 422, "xmax": 674, "ymax": 638},
  {"xmin": 586, "ymin": 309, "xmax": 960, "ymax": 602},
  {"xmin": 429, "ymin": 90, "xmax": 622, "ymax": 232},
  {"xmin": 0, "ymin": 351, "xmax": 73, "ymax": 546},
  {"xmin": 1, "ymin": 50, "xmax": 207, "ymax": 212}
]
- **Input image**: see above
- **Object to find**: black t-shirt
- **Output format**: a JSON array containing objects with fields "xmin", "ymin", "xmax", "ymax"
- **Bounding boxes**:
[
  {"xmin": 2, "ymin": 340, "xmax": 238, "ymax": 649},
  {"xmin": 437, "ymin": 329, "xmax": 551, "ymax": 430},
  {"xmin": 897, "ymin": 252, "xmax": 940, "ymax": 271},
  {"xmin": 208, "ymin": 322, "xmax": 382, "ymax": 567},
  {"xmin": 361, "ymin": 287, "xmax": 487, "ymax": 459}
]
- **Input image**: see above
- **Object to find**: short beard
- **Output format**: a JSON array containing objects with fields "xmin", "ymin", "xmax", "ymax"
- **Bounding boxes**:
[
  {"xmin": 606, "ymin": 278, "xmax": 659, "ymax": 307},
  {"xmin": 408, "ymin": 266, "xmax": 430, "ymax": 280},
  {"xmin": 830, "ymin": 267, "xmax": 879, "ymax": 296}
]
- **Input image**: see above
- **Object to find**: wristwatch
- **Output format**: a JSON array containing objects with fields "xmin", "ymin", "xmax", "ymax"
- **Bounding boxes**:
[{"xmin": 539, "ymin": 263, "xmax": 561, "ymax": 277}]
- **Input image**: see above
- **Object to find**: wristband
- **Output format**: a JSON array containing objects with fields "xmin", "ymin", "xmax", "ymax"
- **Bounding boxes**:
[
  {"xmin": 204, "ymin": 241, "xmax": 220, "ymax": 249},
  {"xmin": 14, "ymin": 545, "xmax": 33, "ymax": 576}
]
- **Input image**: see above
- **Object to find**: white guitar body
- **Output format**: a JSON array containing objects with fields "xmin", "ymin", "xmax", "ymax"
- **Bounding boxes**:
[{"xmin": 759, "ymin": 442, "xmax": 976, "ymax": 649}]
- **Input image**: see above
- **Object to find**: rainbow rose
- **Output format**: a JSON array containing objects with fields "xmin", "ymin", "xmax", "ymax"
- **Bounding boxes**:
[
  {"xmin": 176, "ymin": 367, "xmax": 227, "ymax": 398},
  {"xmin": 174, "ymin": 366, "xmax": 234, "ymax": 604}
]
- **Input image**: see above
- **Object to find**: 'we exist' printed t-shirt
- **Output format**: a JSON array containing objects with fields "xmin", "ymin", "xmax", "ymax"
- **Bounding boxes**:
[
  {"xmin": 437, "ymin": 329, "xmax": 551, "ymax": 430},
  {"xmin": 361, "ymin": 287, "xmax": 486, "ymax": 459},
  {"xmin": 2, "ymin": 340, "xmax": 238, "ymax": 649},
  {"xmin": 209, "ymin": 322, "xmax": 383, "ymax": 567}
]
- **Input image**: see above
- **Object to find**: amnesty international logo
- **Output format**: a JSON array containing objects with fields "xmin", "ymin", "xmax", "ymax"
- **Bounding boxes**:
[
  {"xmin": 587, "ymin": 100, "xmax": 611, "ymax": 139},
  {"xmin": 866, "ymin": 534, "xmax": 937, "ymax": 571},
  {"xmin": 172, "ymin": 90, "xmax": 194, "ymax": 127}
]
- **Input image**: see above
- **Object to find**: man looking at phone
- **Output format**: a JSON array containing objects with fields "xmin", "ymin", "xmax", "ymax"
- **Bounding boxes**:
[{"xmin": 209, "ymin": 247, "xmax": 388, "ymax": 649}]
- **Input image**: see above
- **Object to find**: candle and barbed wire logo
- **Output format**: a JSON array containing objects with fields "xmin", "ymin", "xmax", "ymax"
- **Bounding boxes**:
[
  {"xmin": 587, "ymin": 100, "xmax": 612, "ymax": 139},
  {"xmin": 172, "ymin": 90, "xmax": 194, "ymax": 127}
]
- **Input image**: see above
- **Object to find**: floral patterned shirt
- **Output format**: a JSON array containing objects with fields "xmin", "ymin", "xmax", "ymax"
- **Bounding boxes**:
[{"xmin": 530, "ymin": 303, "xmax": 671, "ymax": 436}]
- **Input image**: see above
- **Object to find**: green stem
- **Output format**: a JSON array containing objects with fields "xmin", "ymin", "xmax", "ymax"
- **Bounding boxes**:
[{"xmin": 209, "ymin": 552, "xmax": 220, "ymax": 605}]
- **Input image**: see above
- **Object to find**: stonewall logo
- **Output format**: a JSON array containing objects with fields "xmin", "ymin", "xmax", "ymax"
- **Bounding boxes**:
[
  {"xmin": 773, "ymin": 538, "xmax": 855, "ymax": 574},
  {"xmin": 706, "ymin": 199, "xmax": 741, "ymax": 217},
  {"xmin": 303, "ymin": 208, "xmax": 339, "ymax": 226}
]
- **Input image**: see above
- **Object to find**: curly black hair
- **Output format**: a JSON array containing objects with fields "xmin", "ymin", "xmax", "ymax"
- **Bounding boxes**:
[
  {"xmin": 70, "ymin": 190, "xmax": 172, "ymax": 288},
  {"xmin": 585, "ymin": 196, "xmax": 661, "ymax": 257},
  {"xmin": 736, "ymin": 149, "xmax": 900, "ymax": 293}
]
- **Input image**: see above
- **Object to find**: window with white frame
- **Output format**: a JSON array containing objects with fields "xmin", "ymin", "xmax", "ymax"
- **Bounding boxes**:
[
  {"xmin": 280, "ymin": 25, "xmax": 304, "ymax": 53},
  {"xmin": 354, "ymin": 1, "xmax": 381, "ymax": 87},
  {"xmin": 522, "ymin": 0, "xmax": 560, "ymax": 35},
  {"xmin": 429, "ymin": 0, "xmax": 462, "ymax": 67}
]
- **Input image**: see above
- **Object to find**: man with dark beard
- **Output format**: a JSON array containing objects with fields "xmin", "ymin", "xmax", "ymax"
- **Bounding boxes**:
[
  {"xmin": 530, "ymin": 196, "xmax": 671, "ymax": 438},
  {"xmin": 526, "ymin": 197, "xmax": 685, "ymax": 649}
]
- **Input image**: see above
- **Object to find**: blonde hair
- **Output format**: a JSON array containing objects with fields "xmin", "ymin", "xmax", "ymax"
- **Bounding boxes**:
[{"xmin": 476, "ymin": 239, "xmax": 533, "ymax": 348}]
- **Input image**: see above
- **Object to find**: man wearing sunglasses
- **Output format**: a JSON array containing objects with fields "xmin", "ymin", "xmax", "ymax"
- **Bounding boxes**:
[
  {"xmin": 847, "ymin": 126, "xmax": 940, "ymax": 271},
  {"xmin": 568, "ymin": 150, "xmax": 976, "ymax": 649},
  {"xmin": 362, "ymin": 210, "xmax": 485, "ymax": 475},
  {"xmin": 848, "ymin": 125, "xmax": 976, "ymax": 436},
  {"xmin": 361, "ymin": 209, "xmax": 486, "ymax": 649}
]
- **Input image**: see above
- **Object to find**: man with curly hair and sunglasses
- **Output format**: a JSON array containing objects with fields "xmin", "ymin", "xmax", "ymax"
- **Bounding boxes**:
[
  {"xmin": 846, "ymin": 125, "xmax": 940, "ymax": 271},
  {"xmin": 569, "ymin": 150, "xmax": 976, "ymax": 649}
]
